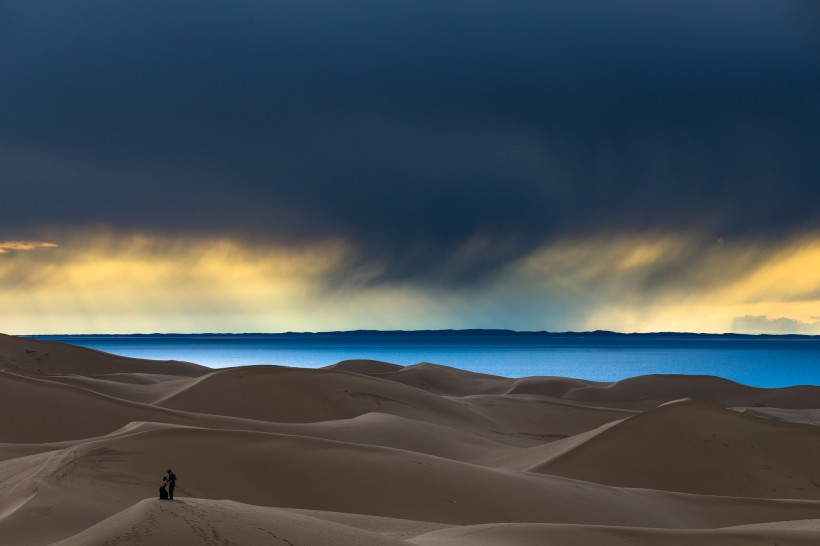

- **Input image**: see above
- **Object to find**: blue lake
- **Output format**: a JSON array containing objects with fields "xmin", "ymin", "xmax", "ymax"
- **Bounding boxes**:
[{"xmin": 28, "ymin": 333, "xmax": 820, "ymax": 388}]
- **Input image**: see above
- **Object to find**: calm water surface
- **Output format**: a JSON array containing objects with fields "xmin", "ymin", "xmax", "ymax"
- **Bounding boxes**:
[{"xmin": 28, "ymin": 334, "xmax": 820, "ymax": 388}]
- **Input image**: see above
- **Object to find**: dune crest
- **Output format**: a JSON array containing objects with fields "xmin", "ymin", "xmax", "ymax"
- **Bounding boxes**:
[{"xmin": 0, "ymin": 334, "xmax": 209, "ymax": 377}]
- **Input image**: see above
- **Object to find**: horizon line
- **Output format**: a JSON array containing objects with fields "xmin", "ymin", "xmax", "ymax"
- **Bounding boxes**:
[{"xmin": 17, "ymin": 329, "xmax": 820, "ymax": 339}]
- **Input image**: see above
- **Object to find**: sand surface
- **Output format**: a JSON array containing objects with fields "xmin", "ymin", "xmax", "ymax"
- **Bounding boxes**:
[{"xmin": 3, "ymin": 335, "xmax": 820, "ymax": 545}]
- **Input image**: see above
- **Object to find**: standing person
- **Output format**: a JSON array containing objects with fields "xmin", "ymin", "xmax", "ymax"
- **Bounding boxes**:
[
  {"xmin": 159, "ymin": 477, "xmax": 169, "ymax": 500},
  {"xmin": 167, "ymin": 469, "xmax": 177, "ymax": 500}
]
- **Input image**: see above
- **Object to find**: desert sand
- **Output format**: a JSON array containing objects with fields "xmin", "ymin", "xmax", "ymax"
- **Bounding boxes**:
[{"xmin": 2, "ymin": 334, "xmax": 820, "ymax": 545}]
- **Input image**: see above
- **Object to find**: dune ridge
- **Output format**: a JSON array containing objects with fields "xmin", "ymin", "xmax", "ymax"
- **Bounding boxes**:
[
  {"xmin": 2, "ymin": 336, "xmax": 820, "ymax": 544},
  {"xmin": 0, "ymin": 334, "xmax": 208, "ymax": 377}
]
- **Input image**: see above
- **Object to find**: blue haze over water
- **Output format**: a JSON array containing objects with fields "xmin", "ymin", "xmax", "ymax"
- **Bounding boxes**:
[{"xmin": 28, "ymin": 332, "xmax": 820, "ymax": 388}]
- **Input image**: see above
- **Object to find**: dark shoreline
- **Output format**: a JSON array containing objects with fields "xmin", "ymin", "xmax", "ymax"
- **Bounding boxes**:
[{"xmin": 26, "ymin": 329, "xmax": 819, "ymax": 340}]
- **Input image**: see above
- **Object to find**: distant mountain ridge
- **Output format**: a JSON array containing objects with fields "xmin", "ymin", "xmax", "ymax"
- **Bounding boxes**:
[{"xmin": 26, "ymin": 329, "xmax": 819, "ymax": 339}]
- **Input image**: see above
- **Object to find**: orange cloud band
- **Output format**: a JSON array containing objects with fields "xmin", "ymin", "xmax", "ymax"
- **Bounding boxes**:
[{"xmin": 0, "ymin": 241, "xmax": 58, "ymax": 254}]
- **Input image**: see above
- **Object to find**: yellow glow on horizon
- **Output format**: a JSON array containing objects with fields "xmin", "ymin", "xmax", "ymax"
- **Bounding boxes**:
[
  {"xmin": 1, "ymin": 232, "xmax": 818, "ymax": 335},
  {"xmin": 0, "ymin": 235, "xmax": 352, "ymax": 334},
  {"xmin": 570, "ymin": 237, "xmax": 820, "ymax": 334}
]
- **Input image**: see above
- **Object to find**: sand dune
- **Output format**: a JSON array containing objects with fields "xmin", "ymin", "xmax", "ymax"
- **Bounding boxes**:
[
  {"xmin": 56, "ymin": 500, "xmax": 820, "ymax": 546},
  {"xmin": 52, "ymin": 500, "xmax": 820, "ymax": 546},
  {"xmin": 328, "ymin": 359, "xmax": 405, "ymax": 375},
  {"xmin": 457, "ymin": 395, "xmax": 635, "ymax": 441},
  {"xmin": 156, "ymin": 365, "xmax": 500, "ymax": 428},
  {"xmin": 331, "ymin": 361, "xmax": 515, "ymax": 396},
  {"xmin": 352, "ymin": 361, "xmax": 820, "ymax": 411},
  {"xmin": 34, "ymin": 373, "xmax": 197, "ymax": 404},
  {"xmin": 505, "ymin": 376, "xmax": 605, "ymax": 397},
  {"xmin": 2, "ymin": 334, "xmax": 820, "ymax": 544},
  {"xmin": 53, "ymin": 498, "xmax": 407, "ymax": 546},
  {"xmin": 277, "ymin": 413, "xmax": 514, "ymax": 463},
  {"xmin": 409, "ymin": 521, "xmax": 820, "ymax": 546},
  {"xmin": 530, "ymin": 397, "xmax": 820, "ymax": 499},
  {"xmin": 562, "ymin": 373, "xmax": 820, "ymax": 409},
  {"xmin": 157, "ymin": 365, "xmax": 642, "ymax": 444},
  {"xmin": 0, "ymin": 334, "xmax": 208, "ymax": 377},
  {"xmin": 0, "ymin": 371, "xmax": 294, "ymax": 444}
]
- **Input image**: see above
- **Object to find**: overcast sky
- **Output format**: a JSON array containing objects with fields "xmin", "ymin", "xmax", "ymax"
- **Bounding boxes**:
[{"xmin": 1, "ymin": 1, "xmax": 819, "ymax": 334}]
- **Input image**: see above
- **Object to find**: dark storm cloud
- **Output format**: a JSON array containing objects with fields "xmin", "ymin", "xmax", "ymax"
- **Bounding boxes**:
[{"xmin": 1, "ymin": 0, "xmax": 819, "ymax": 284}]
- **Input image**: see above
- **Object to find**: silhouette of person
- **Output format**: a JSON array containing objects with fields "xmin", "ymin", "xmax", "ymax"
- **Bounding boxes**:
[
  {"xmin": 167, "ymin": 469, "xmax": 177, "ymax": 500},
  {"xmin": 159, "ymin": 477, "xmax": 169, "ymax": 500}
]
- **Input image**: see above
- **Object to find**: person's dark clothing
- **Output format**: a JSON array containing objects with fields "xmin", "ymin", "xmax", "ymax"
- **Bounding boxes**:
[
  {"xmin": 159, "ymin": 480, "xmax": 169, "ymax": 500},
  {"xmin": 167, "ymin": 472, "xmax": 177, "ymax": 500}
]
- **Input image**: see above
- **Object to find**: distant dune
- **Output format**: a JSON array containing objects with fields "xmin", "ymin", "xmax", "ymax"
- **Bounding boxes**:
[
  {"xmin": 3, "ymin": 337, "xmax": 820, "ymax": 545},
  {"xmin": 0, "ymin": 333, "xmax": 208, "ymax": 377}
]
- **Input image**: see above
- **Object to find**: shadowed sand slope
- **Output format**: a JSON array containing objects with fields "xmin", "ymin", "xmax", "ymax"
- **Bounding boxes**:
[
  {"xmin": 0, "ymin": 371, "xmax": 291, "ymax": 444},
  {"xmin": 331, "ymin": 361, "xmax": 515, "ymax": 396},
  {"xmin": 34, "ymin": 373, "xmax": 198, "ymax": 404},
  {"xmin": 562, "ymin": 374, "xmax": 820, "ymax": 409},
  {"xmin": 457, "ymin": 395, "xmax": 635, "ymax": 440},
  {"xmin": 0, "ymin": 371, "xmax": 195, "ymax": 443},
  {"xmin": 331, "ymin": 361, "xmax": 608, "ymax": 400},
  {"xmin": 409, "ymin": 521, "xmax": 820, "ymax": 546},
  {"xmin": 531, "ymin": 398, "xmax": 820, "ymax": 499},
  {"xmin": 327, "ymin": 359, "xmax": 405, "ymax": 375},
  {"xmin": 0, "ymin": 334, "xmax": 209, "ymax": 377},
  {"xmin": 4, "ymin": 335, "xmax": 820, "ymax": 545}
]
